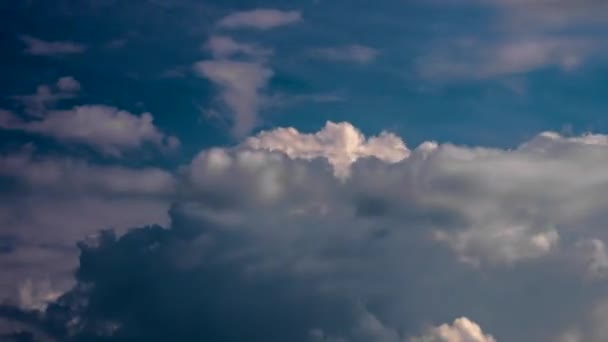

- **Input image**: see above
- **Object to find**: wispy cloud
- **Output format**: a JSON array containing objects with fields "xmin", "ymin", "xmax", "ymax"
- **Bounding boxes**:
[
  {"xmin": 417, "ymin": 38, "xmax": 590, "ymax": 81},
  {"xmin": 218, "ymin": 8, "xmax": 302, "ymax": 30},
  {"xmin": 19, "ymin": 35, "xmax": 86, "ymax": 56},
  {"xmin": 194, "ymin": 59, "xmax": 273, "ymax": 138},
  {"xmin": 205, "ymin": 36, "xmax": 273, "ymax": 59},
  {"xmin": 309, "ymin": 44, "xmax": 379, "ymax": 64}
]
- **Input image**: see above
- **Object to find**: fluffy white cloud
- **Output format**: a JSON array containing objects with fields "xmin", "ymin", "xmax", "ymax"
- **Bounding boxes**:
[
  {"xmin": 244, "ymin": 121, "xmax": 409, "ymax": 178},
  {"xmin": 409, "ymin": 317, "xmax": 496, "ymax": 342},
  {"xmin": 194, "ymin": 60, "xmax": 273, "ymax": 137},
  {"xmin": 310, "ymin": 45, "xmax": 380, "ymax": 64},
  {"xmin": 0, "ymin": 105, "xmax": 180, "ymax": 156},
  {"xmin": 19, "ymin": 35, "xmax": 86, "ymax": 56},
  {"xmin": 218, "ymin": 9, "xmax": 302, "ymax": 30}
]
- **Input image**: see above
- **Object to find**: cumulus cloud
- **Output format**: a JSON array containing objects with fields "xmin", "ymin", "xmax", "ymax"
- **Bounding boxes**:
[
  {"xmin": 0, "ymin": 105, "xmax": 180, "ymax": 156},
  {"xmin": 409, "ymin": 317, "xmax": 496, "ymax": 342},
  {"xmin": 310, "ymin": 45, "xmax": 380, "ymax": 64},
  {"xmin": 244, "ymin": 121, "xmax": 409, "ymax": 178},
  {"xmin": 19, "ymin": 35, "xmax": 86, "ymax": 56},
  {"xmin": 8, "ymin": 123, "xmax": 608, "ymax": 340},
  {"xmin": 194, "ymin": 60, "xmax": 273, "ymax": 138},
  {"xmin": 218, "ymin": 8, "xmax": 302, "ymax": 30}
]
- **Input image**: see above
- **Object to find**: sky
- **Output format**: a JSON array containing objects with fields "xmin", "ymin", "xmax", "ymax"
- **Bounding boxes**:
[{"xmin": 1, "ymin": 0, "xmax": 608, "ymax": 341}]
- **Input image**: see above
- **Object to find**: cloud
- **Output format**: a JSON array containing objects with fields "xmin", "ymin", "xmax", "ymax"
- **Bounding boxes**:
[
  {"xmin": 11, "ymin": 76, "xmax": 81, "ymax": 117},
  {"xmin": 417, "ymin": 38, "xmax": 590, "ymax": 81},
  {"xmin": 409, "ymin": 317, "xmax": 496, "ymax": 342},
  {"xmin": 0, "ymin": 148, "xmax": 174, "ymax": 312},
  {"xmin": 56, "ymin": 76, "xmax": 81, "ymax": 93},
  {"xmin": 19, "ymin": 35, "xmax": 86, "ymax": 56},
  {"xmin": 0, "ymin": 148, "xmax": 176, "ymax": 196},
  {"xmin": 205, "ymin": 35, "xmax": 273, "ymax": 59},
  {"xmin": 244, "ymin": 121, "xmax": 409, "ymax": 178},
  {"xmin": 9, "ymin": 123, "xmax": 608, "ymax": 340},
  {"xmin": 218, "ymin": 8, "xmax": 302, "ymax": 30},
  {"xmin": 0, "ymin": 105, "xmax": 180, "ymax": 156},
  {"xmin": 194, "ymin": 60, "xmax": 273, "ymax": 138},
  {"xmin": 310, "ymin": 45, "xmax": 380, "ymax": 64}
]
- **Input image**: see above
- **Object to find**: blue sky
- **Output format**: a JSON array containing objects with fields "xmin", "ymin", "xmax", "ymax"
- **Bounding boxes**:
[{"xmin": 3, "ymin": 1, "xmax": 608, "ymax": 341}]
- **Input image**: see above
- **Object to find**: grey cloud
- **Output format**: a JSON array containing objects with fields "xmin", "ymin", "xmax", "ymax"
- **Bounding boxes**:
[{"xmin": 7, "ymin": 123, "xmax": 608, "ymax": 340}]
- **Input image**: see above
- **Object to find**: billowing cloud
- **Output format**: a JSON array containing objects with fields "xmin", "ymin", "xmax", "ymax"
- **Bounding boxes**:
[
  {"xmin": 218, "ymin": 9, "xmax": 302, "ymax": 30},
  {"xmin": 19, "ymin": 35, "xmax": 86, "ymax": 56},
  {"xmin": 409, "ymin": 317, "xmax": 496, "ymax": 342},
  {"xmin": 194, "ymin": 60, "xmax": 273, "ymax": 138},
  {"xmin": 244, "ymin": 121, "xmax": 409, "ymax": 178},
  {"xmin": 6, "ymin": 123, "xmax": 608, "ymax": 340},
  {"xmin": 0, "ymin": 105, "xmax": 180, "ymax": 156},
  {"xmin": 310, "ymin": 45, "xmax": 380, "ymax": 64}
]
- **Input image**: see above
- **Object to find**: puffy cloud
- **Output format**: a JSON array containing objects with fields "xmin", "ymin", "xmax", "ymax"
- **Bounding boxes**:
[
  {"xmin": 409, "ymin": 317, "xmax": 496, "ymax": 342},
  {"xmin": 194, "ymin": 60, "xmax": 273, "ymax": 137},
  {"xmin": 8, "ymin": 123, "xmax": 608, "ymax": 340},
  {"xmin": 0, "ymin": 148, "xmax": 174, "ymax": 311},
  {"xmin": 19, "ymin": 35, "xmax": 86, "ymax": 56},
  {"xmin": 244, "ymin": 121, "xmax": 409, "ymax": 178},
  {"xmin": 0, "ymin": 105, "xmax": 180, "ymax": 156},
  {"xmin": 218, "ymin": 9, "xmax": 302, "ymax": 30},
  {"xmin": 205, "ymin": 36, "xmax": 272, "ymax": 59},
  {"xmin": 310, "ymin": 45, "xmax": 380, "ymax": 64}
]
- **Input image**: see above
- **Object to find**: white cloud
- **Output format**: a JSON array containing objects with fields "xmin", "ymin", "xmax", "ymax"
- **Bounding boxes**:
[
  {"xmin": 205, "ymin": 36, "xmax": 273, "ymax": 59},
  {"xmin": 19, "ymin": 35, "xmax": 86, "ymax": 56},
  {"xmin": 194, "ymin": 60, "xmax": 273, "ymax": 137},
  {"xmin": 310, "ymin": 45, "xmax": 380, "ymax": 64},
  {"xmin": 0, "ymin": 105, "xmax": 180, "ymax": 156},
  {"xmin": 244, "ymin": 121, "xmax": 409, "ymax": 178},
  {"xmin": 409, "ymin": 317, "xmax": 496, "ymax": 342},
  {"xmin": 218, "ymin": 9, "xmax": 302, "ymax": 30}
]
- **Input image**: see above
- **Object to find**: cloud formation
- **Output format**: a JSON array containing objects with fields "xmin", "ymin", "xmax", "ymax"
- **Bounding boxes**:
[
  {"xmin": 218, "ymin": 8, "xmax": 302, "ymax": 30},
  {"xmin": 6, "ymin": 123, "xmax": 608, "ymax": 341}
]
